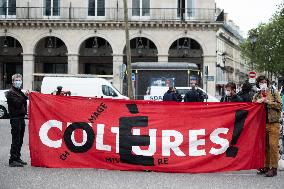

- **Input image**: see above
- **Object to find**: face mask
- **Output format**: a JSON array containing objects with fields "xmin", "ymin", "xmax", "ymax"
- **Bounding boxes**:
[
  {"xmin": 225, "ymin": 91, "xmax": 231, "ymax": 96},
  {"xmin": 14, "ymin": 80, "xmax": 22, "ymax": 89},
  {"xmin": 259, "ymin": 83, "xmax": 267, "ymax": 91}
]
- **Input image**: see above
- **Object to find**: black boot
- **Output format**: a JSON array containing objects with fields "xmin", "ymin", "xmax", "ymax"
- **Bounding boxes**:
[
  {"xmin": 265, "ymin": 168, "xmax": 277, "ymax": 177},
  {"xmin": 16, "ymin": 159, "xmax": 27, "ymax": 165},
  {"xmin": 257, "ymin": 167, "xmax": 269, "ymax": 175},
  {"xmin": 9, "ymin": 161, "xmax": 24, "ymax": 167}
]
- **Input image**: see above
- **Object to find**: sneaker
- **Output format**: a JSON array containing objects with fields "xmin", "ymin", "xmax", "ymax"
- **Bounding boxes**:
[
  {"xmin": 265, "ymin": 168, "xmax": 277, "ymax": 177},
  {"xmin": 16, "ymin": 159, "xmax": 27, "ymax": 165},
  {"xmin": 9, "ymin": 161, "xmax": 24, "ymax": 167}
]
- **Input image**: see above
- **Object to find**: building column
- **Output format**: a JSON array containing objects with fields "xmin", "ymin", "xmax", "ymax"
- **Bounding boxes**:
[
  {"xmin": 158, "ymin": 54, "xmax": 168, "ymax": 62},
  {"xmin": 68, "ymin": 54, "xmax": 79, "ymax": 75},
  {"xmin": 22, "ymin": 53, "xmax": 34, "ymax": 90},
  {"xmin": 203, "ymin": 55, "xmax": 217, "ymax": 96},
  {"xmin": 112, "ymin": 54, "xmax": 124, "ymax": 93}
]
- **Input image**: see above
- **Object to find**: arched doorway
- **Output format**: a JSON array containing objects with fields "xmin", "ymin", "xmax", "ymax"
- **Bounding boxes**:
[
  {"xmin": 123, "ymin": 37, "xmax": 158, "ymax": 96},
  {"xmin": 34, "ymin": 36, "xmax": 68, "ymax": 91},
  {"xmin": 0, "ymin": 35, "xmax": 23, "ymax": 89},
  {"xmin": 168, "ymin": 37, "xmax": 203, "ymax": 87},
  {"xmin": 79, "ymin": 37, "xmax": 113, "ymax": 76},
  {"xmin": 123, "ymin": 37, "xmax": 158, "ymax": 63}
]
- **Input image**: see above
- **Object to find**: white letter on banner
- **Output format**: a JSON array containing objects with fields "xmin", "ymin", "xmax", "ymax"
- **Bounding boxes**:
[
  {"xmin": 111, "ymin": 127, "xmax": 119, "ymax": 153},
  {"xmin": 67, "ymin": 122, "xmax": 91, "ymax": 147},
  {"xmin": 132, "ymin": 129, "xmax": 157, "ymax": 156},
  {"xmin": 162, "ymin": 130, "xmax": 186, "ymax": 156},
  {"xmin": 96, "ymin": 124, "xmax": 111, "ymax": 151},
  {"xmin": 39, "ymin": 120, "xmax": 62, "ymax": 148},
  {"xmin": 189, "ymin": 129, "xmax": 206, "ymax": 156},
  {"xmin": 209, "ymin": 128, "xmax": 229, "ymax": 155}
]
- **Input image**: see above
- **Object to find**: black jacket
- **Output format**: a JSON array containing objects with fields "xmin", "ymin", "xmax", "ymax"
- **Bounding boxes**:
[
  {"xmin": 5, "ymin": 86, "xmax": 28, "ymax": 118},
  {"xmin": 184, "ymin": 88, "xmax": 205, "ymax": 102},
  {"xmin": 237, "ymin": 91, "xmax": 253, "ymax": 102},
  {"xmin": 175, "ymin": 92, "xmax": 183, "ymax": 102},
  {"xmin": 220, "ymin": 94, "xmax": 242, "ymax": 102},
  {"xmin": 163, "ymin": 91, "xmax": 178, "ymax": 101}
]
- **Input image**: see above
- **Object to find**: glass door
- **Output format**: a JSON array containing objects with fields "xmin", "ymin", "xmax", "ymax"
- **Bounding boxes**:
[
  {"xmin": 177, "ymin": 0, "xmax": 185, "ymax": 20},
  {"xmin": 88, "ymin": 0, "xmax": 105, "ymax": 19},
  {"xmin": 132, "ymin": 0, "xmax": 150, "ymax": 20},
  {"xmin": 186, "ymin": 0, "xmax": 195, "ymax": 19},
  {"xmin": 3, "ymin": 63, "xmax": 23, "ymax": 89},
  {"xmin": 44, "ymin": 0, "xmax": 60, "ymax": 18}
]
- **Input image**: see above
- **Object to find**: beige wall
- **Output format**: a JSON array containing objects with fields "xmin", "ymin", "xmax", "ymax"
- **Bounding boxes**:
[
  {"xmin": 197, "ymin": 0, "xmax": 215, "ymax": 9},
  {"xmin": 18, "ymin": 0, "xmax": 216, "ymax": 9},
  {"xmin": 3, "ymin": 0, "xmax": 245, "ymax": 96},
  {"xmin": 3, "ymin": 26, "xmax": 218, "ymax": 94},
  {"xmin": 15, "ymin": 27, "xmax": 216, "ymax": 57},
  {"xmin": 15, "ymin": 0, "xmax": 216, "ymax": 21}
]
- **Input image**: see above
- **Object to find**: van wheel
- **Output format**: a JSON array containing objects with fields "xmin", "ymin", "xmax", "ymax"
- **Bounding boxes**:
[{"xmin": 0, "ymin": 106, "xmax": 7, "ymax": 119}]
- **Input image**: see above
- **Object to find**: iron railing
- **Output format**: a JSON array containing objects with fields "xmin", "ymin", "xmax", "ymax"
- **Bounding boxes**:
[{"xmin": 0, "ymin": 7, "xmax": 217, "ymax": 22}]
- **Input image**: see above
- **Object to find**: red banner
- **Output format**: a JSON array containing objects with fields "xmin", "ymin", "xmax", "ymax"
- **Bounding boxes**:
[{"xmin": 29, "ymin": 92, "xmax": 266, "ymax": 173}]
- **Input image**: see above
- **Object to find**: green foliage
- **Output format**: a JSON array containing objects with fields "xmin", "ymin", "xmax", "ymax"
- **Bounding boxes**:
[{"xmin": 240, "ymin": 4, "xmax": 284, "ymax": 77}]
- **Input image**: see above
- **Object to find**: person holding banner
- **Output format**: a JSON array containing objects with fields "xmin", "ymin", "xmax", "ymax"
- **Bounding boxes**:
[
  {"xmin": 253, "ymin": 75, "xmax": 282, "ymax": 177},
  {"xmin": 237, "ymin": 81, "xmax": 253, "ymax": 102},
  {"xmin": 5, "ymin": 74, "xmax": 29, "ymax": 167},
  {"xmin": 220, "ymin": 82, "xmax": 242, "ymax": 102}
]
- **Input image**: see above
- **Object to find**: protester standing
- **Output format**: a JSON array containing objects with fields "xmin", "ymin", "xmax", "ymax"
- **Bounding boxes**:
[
  {"xmin": 5, "ymin": 74, "xmax": 29, "ymax": 167},
  {"xmin": 52, "ymin": 86, "xmax": 71, "ymax": 96},
  {"xmin": 163, "ymin": 87, "xmax": 178, "ymax": 101},
  {"xmin": 237, "ymin": 81, "xmax": 253, "ymax": 102},
  {"xmin": 253, "ymin": 75, "xmax": 282, "ymax": 177},
  {"xmin": 220, "ymin": 82, "xmax": 242, "ymax": 102},
  {"xmin": 184, "ymin": 83, "xmax": 205, "ymax": 102}
]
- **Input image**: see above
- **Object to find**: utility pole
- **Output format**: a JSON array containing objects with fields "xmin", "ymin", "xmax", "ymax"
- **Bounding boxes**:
[
  {"xmin": 205, "ymin": 66, "xmax": 208, "ymax": 102},
  {"xmin": 123, "ymin": 0, "xmax": 134, "ymax": 99}
]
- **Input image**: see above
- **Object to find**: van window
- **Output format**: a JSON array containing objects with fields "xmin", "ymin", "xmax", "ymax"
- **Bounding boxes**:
[{"xmin": 102, "ymin": 85, "xmax": 118, "ymax": 97}]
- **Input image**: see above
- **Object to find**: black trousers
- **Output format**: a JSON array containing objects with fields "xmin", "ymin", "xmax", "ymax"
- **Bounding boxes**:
[{"xmin": 9, "ymin": 118, "xmax": 26, "ymax": 163}]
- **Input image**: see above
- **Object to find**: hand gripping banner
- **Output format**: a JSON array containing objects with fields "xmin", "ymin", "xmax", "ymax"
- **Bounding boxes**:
[{"xmin": 29, "ymin": 92, "xmax": 266, "ymax": 173}]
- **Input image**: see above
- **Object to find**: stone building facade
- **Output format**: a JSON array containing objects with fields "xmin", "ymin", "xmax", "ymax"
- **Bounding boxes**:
[{"xmin": 0, "ymin": 0, "xmax": 246, "ymax": 97}]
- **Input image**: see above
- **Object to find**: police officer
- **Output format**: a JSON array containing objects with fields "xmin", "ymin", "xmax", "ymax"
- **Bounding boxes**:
[
  {"xmin": 163, "ymin": 86, "xmax": 178, "ymax": 101},
  {"xmin": 6, "ymin": 74, "xmax": 29, "ymax": 167},
  {"xmin": 184, "ymin": 83, "xmax": 205, "ymax": 102}
]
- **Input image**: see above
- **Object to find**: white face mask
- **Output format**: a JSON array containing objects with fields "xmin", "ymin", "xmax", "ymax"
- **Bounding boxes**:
[
  {"xmin": 14, "ymin": 80, "xmax": 22, "ymax": 89},
  {"xmin": 225, "ymin": 91, "xmax": 231, "ymax": 96},
  {"xmin": 259, "ymin": 83, "xmax": 268, "ymax": 91}
]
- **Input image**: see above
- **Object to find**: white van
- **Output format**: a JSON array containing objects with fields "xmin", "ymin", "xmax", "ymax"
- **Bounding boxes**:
[
  {"xmin": 144, "ymin": 86, "xmax": 219, "ymax": 102},
  {"xmin": 41, "ymin": 77, "xmax": 129, "ymax": 100}
]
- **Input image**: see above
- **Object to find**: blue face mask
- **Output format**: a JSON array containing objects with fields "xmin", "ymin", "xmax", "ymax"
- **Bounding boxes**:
[{"xmin": 14, "ymin": 80, "xmax": 22, "ymax": 89}]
